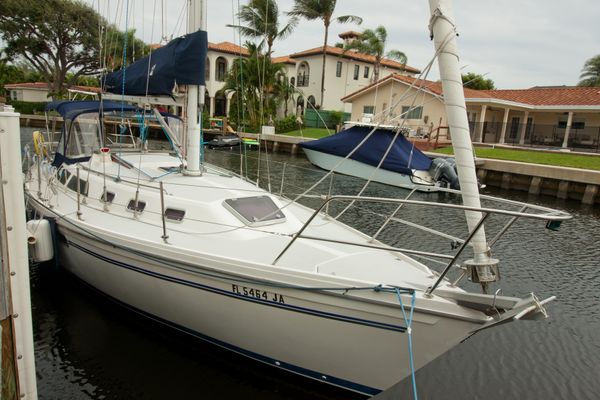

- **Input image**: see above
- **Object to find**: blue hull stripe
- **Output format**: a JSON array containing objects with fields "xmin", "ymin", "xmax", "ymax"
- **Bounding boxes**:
[
  {"xmin": 68, "ymin": 240, "xmax": 406, "ymax": 333},
  {"xmin": 66, "ymin": 240, "xmax": 384, "ymax": 395}
]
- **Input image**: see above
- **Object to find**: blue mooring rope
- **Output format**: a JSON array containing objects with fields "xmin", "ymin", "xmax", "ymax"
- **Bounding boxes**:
[
  {"xmin": 117, "ymin": 0, "xmax": 130, "ymax": 180},
  {"xmin": 395, "ymin": 288, "xmax": 419, "ymax": 400}
]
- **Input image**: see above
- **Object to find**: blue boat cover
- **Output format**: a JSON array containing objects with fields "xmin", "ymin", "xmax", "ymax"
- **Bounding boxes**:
[
  {"xmin": 46, "ymin": 100, "xmax": 140, "ymax": 167},
  {"xmin": 300, "ymin": 126, "xmax": 432, "ymax": 174},
  {"xmin": 102, "ymin": 30, "xmax": 208, "ymax": 96},
  {"xmin": 46, "ymin": 100, "xmax": 138, "ymax": 121}
]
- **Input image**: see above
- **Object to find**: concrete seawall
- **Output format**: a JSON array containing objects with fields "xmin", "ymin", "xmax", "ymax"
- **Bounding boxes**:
[{"xmin": 474, "ymin": 158, "xmax": 600, "ymax": 205}]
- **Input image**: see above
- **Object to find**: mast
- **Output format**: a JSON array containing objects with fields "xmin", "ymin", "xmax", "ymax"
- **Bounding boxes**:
[
  {"xmin": 428, "ymin": 0, "xmax": 499, "ymax": 292},
  {"xmin": 185, "ymin": 0, "xmax": 207, "ymax": 175}
]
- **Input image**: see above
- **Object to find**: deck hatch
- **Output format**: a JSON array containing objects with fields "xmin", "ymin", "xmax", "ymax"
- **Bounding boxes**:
[{"xmin": 223, "ymin": 196, "xmax": 285, "ymax": 227}]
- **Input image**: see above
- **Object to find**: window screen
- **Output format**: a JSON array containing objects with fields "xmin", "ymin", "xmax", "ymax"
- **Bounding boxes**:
[
  {"xmin": 223, "ymin": 196, "xmax": 285, "ymax": 226},
  {"xmin": 401, "ymin": 106, "xmax": 423, "ymax": 119}
]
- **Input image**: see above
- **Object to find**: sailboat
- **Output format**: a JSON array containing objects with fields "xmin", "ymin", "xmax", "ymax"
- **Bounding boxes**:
[{"xmin": 24, "ymin": 0, "xmax": 571, "ymax": 396}]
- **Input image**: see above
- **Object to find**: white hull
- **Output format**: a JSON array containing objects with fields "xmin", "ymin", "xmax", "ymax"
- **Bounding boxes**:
[
  {"xmin": 303, "ymin": 148, "xmax": 439, "ymax": 192},
  {"xmin": 24, "ymin": 148, "xmax": 563, "ymax": 395},
  {"xmin": 27, "ymin": 192, "xmax": 480, "ymax": 395}
]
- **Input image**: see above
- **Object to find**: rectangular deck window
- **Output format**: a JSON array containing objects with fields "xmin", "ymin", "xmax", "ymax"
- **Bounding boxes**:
[
  {"xmin": 101, "ymin": 191, "xmax": 116, "ymax": 203},
  {"xmin": 223, "ymin": 196, "xmax": 286, "ymax": 227},
  {"xmin": 127, "ymin": 199, "xmax": 146, "ymax": 213},
  {"xmin": 58, "ymin": 168, "xmax": 71, "ymax": 185},
  {"xmin": 66, "ymin": 175, "xmax": 88, "ymax": 196},
  {"xmin": 165, "ymin": 208, "xmax": 186, "ymax": 222}
]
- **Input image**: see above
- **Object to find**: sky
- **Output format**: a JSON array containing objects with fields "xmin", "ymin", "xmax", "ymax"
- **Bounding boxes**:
[{"xmin": 88, "ymin": 0, "xmax": 599, "ymax": 89}]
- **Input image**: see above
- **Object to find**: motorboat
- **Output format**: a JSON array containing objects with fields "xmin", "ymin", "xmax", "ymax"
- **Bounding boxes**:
[{"xmin": 300, "ymin": 123, "xmax": 460, "ymax": 192}]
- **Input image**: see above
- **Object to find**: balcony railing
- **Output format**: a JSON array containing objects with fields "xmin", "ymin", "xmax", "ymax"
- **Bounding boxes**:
[{"xmin": 466, "ymin": 122, "xmax": 600, "ymax": 152}]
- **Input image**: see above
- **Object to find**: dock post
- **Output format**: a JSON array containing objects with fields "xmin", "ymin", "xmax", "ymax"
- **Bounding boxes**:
[
  {"xmin": 582, "ymin": 184, "xmax": 598, "ymax": 205},
  {"xmin": 557, "ymin": 181, "xmax": 569, "ymax": 200},
  {"xmin": 501, "ymin": 172, "xmax": 512, "ymax": 190},
  {"xmin": 476, "ymin": 169, "xmax": 488, "ymax": 185},
  {"xmin": 529, "ymin": 177, "xmax": 543, "ymax": 195},
  {"xmin": 0, "ymin": 104, "xmax": 38, "ymax": 399}
]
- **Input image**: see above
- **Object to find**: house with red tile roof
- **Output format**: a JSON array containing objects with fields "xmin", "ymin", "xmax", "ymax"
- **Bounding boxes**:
[
  {"xmin": 341, "ymin": 74, "xmax": 600, "ymax": 150},
  {"xmin": 4, "ymin": 82, "xmax": 102, "ymax": 102},
  {"xmin": 285, "ymin": 35, "xmax": 420, "ymax": 114},
  {"xmin": 203, "ymin": 32, "xmax": 421, "ymax": 118},
  {"xmin": 205, "ymin": 41, "xmax": 250, "ymax": 116}
]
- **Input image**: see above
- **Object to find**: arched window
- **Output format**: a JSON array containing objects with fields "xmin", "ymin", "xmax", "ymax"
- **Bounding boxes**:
[
  {"xmin": 297, "ymin": 62, "xmax": 310, "ymax": 87},
  {"xmin": 290, "ymin": 77, "xmax": 295, "ymax": 87},
  {"xmin": 216, "ymin": 57, "xmax": 228, "ymax": 82},
  {"xmin": 307, "ymin": 95, "xmax": 316, "ymax": 108}
]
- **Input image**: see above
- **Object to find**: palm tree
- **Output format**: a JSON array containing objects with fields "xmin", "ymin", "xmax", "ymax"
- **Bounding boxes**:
[
  {"xmin": 228, "ymin": 0, "xmax": 297, "ymax": 57},
  {"xmin": 222, "ymin": 42, "xmax": 285, "ymax": 129},
  {"xmin": 288, "ymin": 0, "xmax": 362, "ymax": 107},
  {"xmin": 275, "ymin": 73, "xmax": 298, "ymax": 116},
  {"xmin": 343, "ymin": 26, "xmax": 406, "ymax": 83},
  {"xmin": 578, "ymin": 55, "xmax": 600, "ymax": 87}
]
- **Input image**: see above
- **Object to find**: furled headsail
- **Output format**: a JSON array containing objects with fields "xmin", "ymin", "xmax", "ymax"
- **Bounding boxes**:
[{"xmin": 102, "ymin": 30, "xmax": 208, "ymax": 96}]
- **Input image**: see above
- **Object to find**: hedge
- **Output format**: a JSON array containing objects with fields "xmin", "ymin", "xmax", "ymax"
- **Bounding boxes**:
[{"xmin": 8, "ymin": 100, "xmax": 48, "ymax": 115}]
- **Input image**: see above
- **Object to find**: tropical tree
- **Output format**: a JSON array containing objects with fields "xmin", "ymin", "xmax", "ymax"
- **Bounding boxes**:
[
  {"xmin": 578, "ymin": 55, "xmax": 600, "ymax": 87},
  {"xmin": 275, "ymin": 73, "xmax": 298, "ymax": 116},
  {"xmin": 102, "ymin": 27, "xmax": 150, "ymax": 72},
  {"xmin": 461, "ymin": 72, "xmax": 495, "ymax": 90},
  {"xmin": 0, "ymin": 52, "xmax": 26, "ymax": 97},
  {"xmin": 222, "ymin": 42, "xmax": 285, "ymax": 129},
  {"xmin": 0, "ymin": 0, "xmax": 102, "ymax": 98},
  {"xmin": 288, "ymin": 0, "xmax": 362, "ymax": 107},
  {"xmin": 228, "ymin": 0, "xmax": 297, "ymax": 57},
  {"xmin": 343, "ymin": 26, "xmax": 407, "ymax": 82}
]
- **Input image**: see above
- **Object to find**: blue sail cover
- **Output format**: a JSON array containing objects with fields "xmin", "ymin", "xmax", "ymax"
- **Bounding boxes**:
[
  {"xmin": 300, "ymin": 126, "xmax": 432, "ymax": 175},
  {"xmin": 102, "ymin": 30, "xmax": 208, "ymax": 96}
]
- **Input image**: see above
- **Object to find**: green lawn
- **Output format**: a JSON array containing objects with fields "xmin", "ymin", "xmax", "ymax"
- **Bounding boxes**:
[
  {"xmin": 279, "ymin": 128, "xmax": 331, "ymax": 139},
  {"xmin": 432, "ymin": 146, "xmax": 600, "ymax": 171}
]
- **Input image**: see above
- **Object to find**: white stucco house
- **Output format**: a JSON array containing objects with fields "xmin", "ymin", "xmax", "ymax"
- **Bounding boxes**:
[
  {"xmin": 202, "ymin": 31, "xmax": 421, "ymax": 118},
  {"xmin": 284, "ymin": 31, "xmax": 420, "ymax": 114},
  {"xmin": 341, "ymin": 73, "xmax": 600, "ymax": 150},
  {"xmin": 5, "ymin": 82, "xmax": 53, "ymax": 102}
]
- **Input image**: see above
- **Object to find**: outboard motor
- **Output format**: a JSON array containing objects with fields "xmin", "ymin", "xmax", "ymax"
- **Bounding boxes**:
[{"xmin": 429, "ymin": 157, "xmax": 460, "ymax": 189}]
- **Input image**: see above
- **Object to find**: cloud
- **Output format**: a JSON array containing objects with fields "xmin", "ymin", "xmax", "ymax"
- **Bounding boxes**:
[{"xmin": 87, "ymin": 0, "xmax": 600, "ymax": 89}]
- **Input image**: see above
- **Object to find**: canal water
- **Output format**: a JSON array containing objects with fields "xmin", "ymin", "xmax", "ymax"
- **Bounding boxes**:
[{"xmin": 23, "ymin": 136, "xmax": 600, "ymax": 399}]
